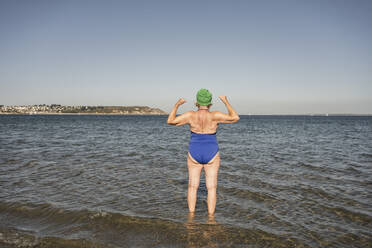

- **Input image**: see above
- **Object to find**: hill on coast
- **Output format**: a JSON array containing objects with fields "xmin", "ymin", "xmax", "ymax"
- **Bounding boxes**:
[{"xmin": 0, "ymin": 104, "xmax": 167, "ymax": 115}]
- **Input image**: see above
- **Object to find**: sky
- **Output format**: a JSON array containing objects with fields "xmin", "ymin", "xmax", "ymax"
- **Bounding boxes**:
[{"xmin": 0, "ymin": 0, "xmax": 371, "ymax": 114}]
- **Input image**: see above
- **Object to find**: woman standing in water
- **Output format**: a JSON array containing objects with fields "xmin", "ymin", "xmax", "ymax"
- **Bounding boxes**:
[{"xmin": 167, "ymin": 89, "xmax": 239, "ymax": 215}]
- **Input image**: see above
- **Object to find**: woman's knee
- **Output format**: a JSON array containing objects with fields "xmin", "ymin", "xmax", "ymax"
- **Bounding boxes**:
[
  {"xmin": 206, "ymin": 182, "xmax": 217, "ymax": 191},
  {"xmin": 188, "ymin": 181, "xmax": 200, "ymax": 191}
]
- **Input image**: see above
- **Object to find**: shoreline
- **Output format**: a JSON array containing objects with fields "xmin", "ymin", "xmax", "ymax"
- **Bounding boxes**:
[{"xmin": 0, "ymin": 112, "xmax": 167, "ymax": 116}]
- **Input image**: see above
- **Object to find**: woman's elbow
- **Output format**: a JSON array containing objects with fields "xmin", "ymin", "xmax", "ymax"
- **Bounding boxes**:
[
  {"xmin": 233, "ymin": 115, "xmax": 240, "ymax": 123},
  {"xmin": 167, "ymin": 120, "xmax": 176, "ymax": 125}
]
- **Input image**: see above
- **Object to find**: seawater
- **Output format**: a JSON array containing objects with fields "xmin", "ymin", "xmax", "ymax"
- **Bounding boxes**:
[{"xmin": 0, "ymin": 115, "xmax": 371, "ymax": 247}]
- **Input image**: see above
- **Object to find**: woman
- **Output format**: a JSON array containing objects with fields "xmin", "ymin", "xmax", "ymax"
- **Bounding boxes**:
[{"xmin": 167, "ymin": 89, "xmax": 239, "ymax": 215}]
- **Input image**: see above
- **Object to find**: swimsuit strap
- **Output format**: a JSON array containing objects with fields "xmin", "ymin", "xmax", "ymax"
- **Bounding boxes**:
[
  {"xmin": 198, "ymin": 109, "xmax": 209, "ymax": 111},
  {"xmin": 191, "ymin": 131, "xmax": 217, "ymax": 135}
]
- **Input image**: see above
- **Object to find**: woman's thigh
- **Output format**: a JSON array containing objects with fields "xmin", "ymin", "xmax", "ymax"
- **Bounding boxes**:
[
  {"xmin": 204, "ymin": 153, "xmax": 220, "ymax": 189},
  {"xmin": 187, "ymin": 153, "xmax": 203, "ymax": 187}
]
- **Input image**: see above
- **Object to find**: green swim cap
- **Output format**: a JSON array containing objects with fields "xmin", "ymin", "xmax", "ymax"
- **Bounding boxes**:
[{"xmin": 196, "ymin": 88, "xmax": 212, "ymax": 106}]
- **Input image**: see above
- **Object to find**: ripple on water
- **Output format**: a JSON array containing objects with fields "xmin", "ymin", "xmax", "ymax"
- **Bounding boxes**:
[{"xmin": 0, "ymin": 115, "xmax": 371, "ymax": 247}]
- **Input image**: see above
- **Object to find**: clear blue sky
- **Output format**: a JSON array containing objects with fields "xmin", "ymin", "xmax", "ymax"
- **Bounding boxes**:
[{"xmin": 1, "ymin": 0, "xmax": 371, "ymax": 114}]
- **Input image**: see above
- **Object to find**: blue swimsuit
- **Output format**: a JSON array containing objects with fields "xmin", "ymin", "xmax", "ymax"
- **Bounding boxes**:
[{"xmin": 188, "ymin": 109, "xmax": 219, "ymax": 164}]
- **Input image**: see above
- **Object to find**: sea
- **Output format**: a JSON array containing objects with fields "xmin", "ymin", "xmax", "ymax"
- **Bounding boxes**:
[{"xmin": 0, "ymin": 114, "xmax": 371, "ymax": 248}]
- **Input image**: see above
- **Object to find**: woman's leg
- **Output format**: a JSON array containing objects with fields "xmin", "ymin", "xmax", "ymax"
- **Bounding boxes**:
[
  {"xmin": 204, "ymin": 153, "xmax": 220, "ymax": 215},
  {"xmin": 187, "ymin": 153, "xmax": 203, "ymax": 213}
]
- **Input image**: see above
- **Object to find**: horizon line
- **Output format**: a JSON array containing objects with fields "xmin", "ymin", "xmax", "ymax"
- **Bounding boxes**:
[
  {"xmin": 1, "ymin": 104, "xmax": 371, "ymax": 116},
  {"xmin": 1, "ymin": 113, "xmax": 371, "ymax": 116}
]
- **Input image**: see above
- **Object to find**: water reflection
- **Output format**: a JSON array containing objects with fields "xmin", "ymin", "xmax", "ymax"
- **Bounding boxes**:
[{"xmin": 185, "ymin": 213, "xmax": 228, "ymax": 247}]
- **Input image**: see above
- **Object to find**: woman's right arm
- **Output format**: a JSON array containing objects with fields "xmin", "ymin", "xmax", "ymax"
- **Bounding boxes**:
[
  {"xmin": 167, "ymin": 98, "xmax": 192, "ymax": 126},
  {"xmin": 213, "ymin": 96, "xmax": 240, "ymax": 123}
]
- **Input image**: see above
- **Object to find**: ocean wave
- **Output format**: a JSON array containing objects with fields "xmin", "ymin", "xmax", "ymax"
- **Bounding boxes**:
[{"xmin": 0, "ymin": 201, "xmax": 309, "ymax": 248}]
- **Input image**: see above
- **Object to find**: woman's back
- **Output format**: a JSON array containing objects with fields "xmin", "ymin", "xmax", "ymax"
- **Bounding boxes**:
[{"xmin": 189, "ymin": 110, "xmax": 218, "ymax": 134}]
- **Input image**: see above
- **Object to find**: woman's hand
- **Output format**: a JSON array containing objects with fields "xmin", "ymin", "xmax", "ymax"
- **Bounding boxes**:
[
  {"xmin": 219, "ymin": 96, "xmax": 228, "ymax": 104},
  {"xmin": 176, "ymin": 98, "xmax": 187, "ymax": 106}
]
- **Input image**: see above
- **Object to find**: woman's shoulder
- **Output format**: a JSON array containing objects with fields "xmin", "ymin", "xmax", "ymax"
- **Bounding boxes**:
[
  {"xmin": 210, "ymin": 111, "xmax": 223, "ymax": 116},
  {"xmin": 182, "ymin": 111, "xmax": 196, "ymax": 118}
]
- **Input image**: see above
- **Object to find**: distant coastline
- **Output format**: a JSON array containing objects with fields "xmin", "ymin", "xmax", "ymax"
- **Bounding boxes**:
[
  {"xmin": 1, "ymin": 105, "xmax": 370, "ymax": 116},
  {"xmin": 0, "ymin": 104, "xmax": 167, "ymax": 115}
]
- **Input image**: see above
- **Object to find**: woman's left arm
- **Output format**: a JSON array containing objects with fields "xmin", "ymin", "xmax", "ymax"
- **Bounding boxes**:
[{"xmin": 167, "ymin": 98, "xmax": 192, "ymax": 126}]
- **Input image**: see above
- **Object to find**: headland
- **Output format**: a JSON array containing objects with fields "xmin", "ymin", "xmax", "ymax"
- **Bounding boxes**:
[{"xmin": 0, "ymin": 104, "xmax": 167, "ymax": 115}]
